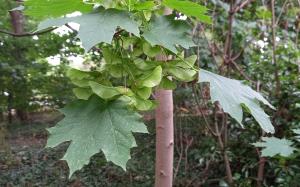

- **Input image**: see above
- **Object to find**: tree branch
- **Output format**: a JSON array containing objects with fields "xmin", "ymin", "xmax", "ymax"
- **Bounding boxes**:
[
  {"xmin": 233, "ymin": 0, "xmax": 254, "ymax": 13},
  {"xmin": 65, "ymin": 23, "xmax": 78, "ymax": 33},
  {"xmin": 271, "ymin": 0, "xmax": 281, "ymax": 96},
  {"xmin": 230, "ymin": 60, "xmax": 255, "ymax": 83},
  {"xmin": 0, "ymin": 27, "xmax": 56, "ymax": 37},
  {"xmin": 214, "ymin": 102, "xmax": 233, "ymax": 185}
]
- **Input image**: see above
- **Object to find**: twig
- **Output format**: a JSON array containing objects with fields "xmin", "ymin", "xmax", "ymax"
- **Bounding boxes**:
[
  {"xmin": 173, "ymin": 121, "xmax": 183, "ymax": 180},
  {"xmin": 233, "ymin": 0, "xmax": 253, "ymax": 13},
  {"xmin": 223, "ymin": 0, "xmax": 234, "ymax": 64},
  {"xmin": 256, "ymin": 82, "xmax": 267, "ymax": 187},
  {"xmin": 0, "ymin": 27, "xmax": 56, "ymax": 37},
  {"xmin": 257, "ymin": 152, "xmax": 267, "ymax": 186},
  {"xmin": 220, "ymin": 0, "xmax": 254, "ymax": 75},
  {"xmin": 198, "ymin": 24, "xmax": 220, "ymax": 67},
  {"xmin": 223, "ymin": 114, "xmax": 228, "ymax": 147},
  {"xmin": 184, "ymin": 135, "xmax": 193, "ymax": 172},
  {"xmin": 230, "ymin": 60, "xmax": 254, "ymax": 82},
  {"xmin": 271, "ymin": 0, "xmax": 281, "ymax": 96},
  {"xmin": 275, "ymin": 0, "xmax": 289, "ymax": 26},
  {"xmin": 65, "ymin": 23, "xmax": 78, "ymax": 33},
  {"xmin": 192, "ymin": 85, "xmax": 217, "ymax": 136},
  {"xmin": 214, "ymin": 102, "xmax": 233, "ymax": 185}
]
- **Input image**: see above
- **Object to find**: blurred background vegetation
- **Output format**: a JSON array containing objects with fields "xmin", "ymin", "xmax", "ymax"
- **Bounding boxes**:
[{"xmin": 0, "ymin": 0, "xmax": 300, "ymax": 186}]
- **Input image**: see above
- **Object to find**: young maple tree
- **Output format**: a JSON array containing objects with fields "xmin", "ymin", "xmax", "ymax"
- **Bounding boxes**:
[{"xmin": 18, "ymin": 0, "xmax": 276, "ymax": 186}]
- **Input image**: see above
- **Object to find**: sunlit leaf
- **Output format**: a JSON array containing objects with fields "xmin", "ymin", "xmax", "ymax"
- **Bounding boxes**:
[
  {"xmin": 134, "ymin": 1, "xmax": 156, "ymax": 11},
  {"xmin": 165, "ymin": 55, "xmax": 197, "ymax": 81},
  {"xmin": 159, "ymin": 77, "xmax": 177, "ymax": 90},
  {"xmin": 136, "ymin": 87, "xmax": 152, "ymax": 99},
  {"xmin": 73, "ymin": 87, "xmax": 93, "ymax": 100},
  {"xmin": 89, "ymin": 81, "xmax": 122, "ymax": 99},
  {"xmin": 137, "ymin": 66, "xmax": 162, "ymax": 88},
  {"xmin": 24, "ymin": 0, "xmax": 93, "ymax": 19}
]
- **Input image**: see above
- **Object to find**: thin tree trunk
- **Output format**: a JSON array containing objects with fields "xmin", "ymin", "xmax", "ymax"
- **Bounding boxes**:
[
  {"xmin": 214, "ymin": 103, "xmax": 233, "ymax": 185},
  {"xmin": 155, "ymin": 8, "xmax": 174, "ymax": 187},
  {"xmin": 9, "ymin": 7, "xmax": 24, "ymax": 34},
  {"xmin": 257, "ymin": 157, "xmax": 266, "ymax": 187},
  {"xmin": 9, "ymin": 3, "xmax": 29, "ymax": 123},
  {"xmin": 7, "ymin": 93, "xmax": 13, "ymax": 124},
  {"xmin": 271, "ymin": 0, "xmax": 281, "ymax": 96},
  {"xmin": 256, "ymin": 81, "xmax": 267, "ymax": 187},
  {"xmin": 155, "ymin": 89, "xmax": 174, "ymax": 187},
  {"xmin": 0, "ymin": 111, "xmax": 3, "ymax": 122}
]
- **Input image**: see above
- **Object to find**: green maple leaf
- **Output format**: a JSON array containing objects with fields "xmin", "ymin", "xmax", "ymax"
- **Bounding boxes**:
[
  {"xmin": 199, "ymin": 69, "xmax": 275, "ymax": 133},
  {"xmin": 38, "ymin": 8, "xmax": 140, "ymax": 52},
  {"xmin": 252, "ymin": 137, "xmax": 296, "ymax": 157},
  {"xmin": 137, "ymin": 66, "xmax": 163, "ymax": 88},
  {"xmin": 142, "ymin": 16, "xmax": 195, "ymax": 54},
  {"xmin": 165, "ymin": 55, "xmax": 197, "ymax": 81},
  {"xmin": 24, "ymin": 0, "xmax": 93, "ymax": 19},
  {"xmin": 163, "ymin": 0, "xmax": 211, "ymax": 23},
  {"xmin": 293, "ymin": 129, "xmax": 300, "ymax": 141},
  {"xmin": 73, "ymin": 87, "xmax": 93, "ymax": 100},
  {"xmin": 46, "ymin": 95, "xmax": 148, "ymax": 177}
]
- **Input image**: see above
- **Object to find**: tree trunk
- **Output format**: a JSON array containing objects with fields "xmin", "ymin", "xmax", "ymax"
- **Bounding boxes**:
[
  {"xmin": 9, "ymin": 7, "xmax": 24, "ymax": 34},
  {"xmin": 154, "ymin": 8, "xmax": 174, "ymax": 187},
  {"xmin": 155, "ymin": 89, "xmax": 174, "ymax": 187},
  {"xmin": 7, "ymin": 93, "xmax": 13, "ymax": 124},
  {"xmin": 257, "ymin": 157, "xmax": 266, "ymax": 187},
  {"xmin": 9, "ymin": 3, "xmax": 29, "ymax": 123}
]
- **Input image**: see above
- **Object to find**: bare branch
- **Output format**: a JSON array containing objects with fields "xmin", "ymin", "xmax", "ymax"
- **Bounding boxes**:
[
  {"xmin": 65, "ymin": 23, "xmax": 78, "ymax": 33},
  {"xmin": 275, "ymin": 0, "xmax": 289, "ymax": 26},
  {"xmin": 0, "ymin": 27, "xmax": 56, "ymax": 37},
  {"xmin": 271, "ymin": 0, "xmax": 281, "ymax": 96},
  {"xmin": 234, "ymin": 0, "xmax": 254, "ymax": 13},
  {"xmin": 230, "ymin": 60, "xmax": 255, "ymax": 83}
]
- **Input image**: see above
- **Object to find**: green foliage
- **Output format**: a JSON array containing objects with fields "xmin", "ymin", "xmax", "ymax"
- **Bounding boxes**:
[
  {"xmin": 137, "ymin": 66, "xmax": 162, "ymax": 88},
  {"xmin": 17, "ymin": 0, "xmax": 297, "ymax": 182},
  {"xmin": 142, "ymin": 15, "xmax": 195, "ymax": 53},
  {"xmin": 199, "ymin": 69, "xmax": 275, "ymax": 133},
  {"xmin": 46, "ymin": 95, "xmax": 148, "ymax": 176},
  {"xmin": 0, "ymin": 26, "xmax": 75, "ymax": 114},
  {"xmin": 165, "ymin": 55, "xmax": 197, "ymax": 81},
  {"xmin": 89, "ymin": 82, "xmax": 125, "ymax": 99},
  {"xmin": 24, "ymin": 0, "xmax": 93, "ymax": 19},
  {"xmin": 252, "ymin": 137, "xmax": 296, "ymax": 157},
  {"xmin": 1, "ymin": 0, "xmax": 298, "ymax": 186},
  {"xmin": 33, "ymin": 1, "xmax": 201, "ymax": 172},
  {"xmin": 38, "ymin": 8, "xmax": 140, "ymax": 52},
  {"xmin": 159, "ymin": 77, "xmax": 177, "ymax": 90},
  {"xmin": 293, "ymin": 129, "xmax": 300, "ymax": 141},
  {"xmin": 67, "ymin": 68, "xmax": 95, "ymax": 87},
  {"xmin": 72, "ymin": 87, "xmax": 93, "ymax": 100},
  {"xmin": 133, "ymin": 1, "xmax": 156, "ymax": 11},
  {"xmin": 163, "ymin": 0, "xmax": 211, "ymax": 23}
]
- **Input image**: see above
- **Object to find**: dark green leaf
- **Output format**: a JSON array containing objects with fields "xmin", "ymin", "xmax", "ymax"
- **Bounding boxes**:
[
  {"xmin": 47, "ymin": 96, "xmax": 148, "ymax": 176},
  {"xmin": 163, "ymin": 0, "xmax": 211, "ymax": 23},
  {"xmin": 38, "ymin": 8, "xmax": 140, "ymax": 52},
  {"xmin": 199, "ymin": 69, "xmax": 275, "ymax": 133},
  {"xmin": 142, "ymin": 16, "xmax": 195, "ymax": 53}
]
